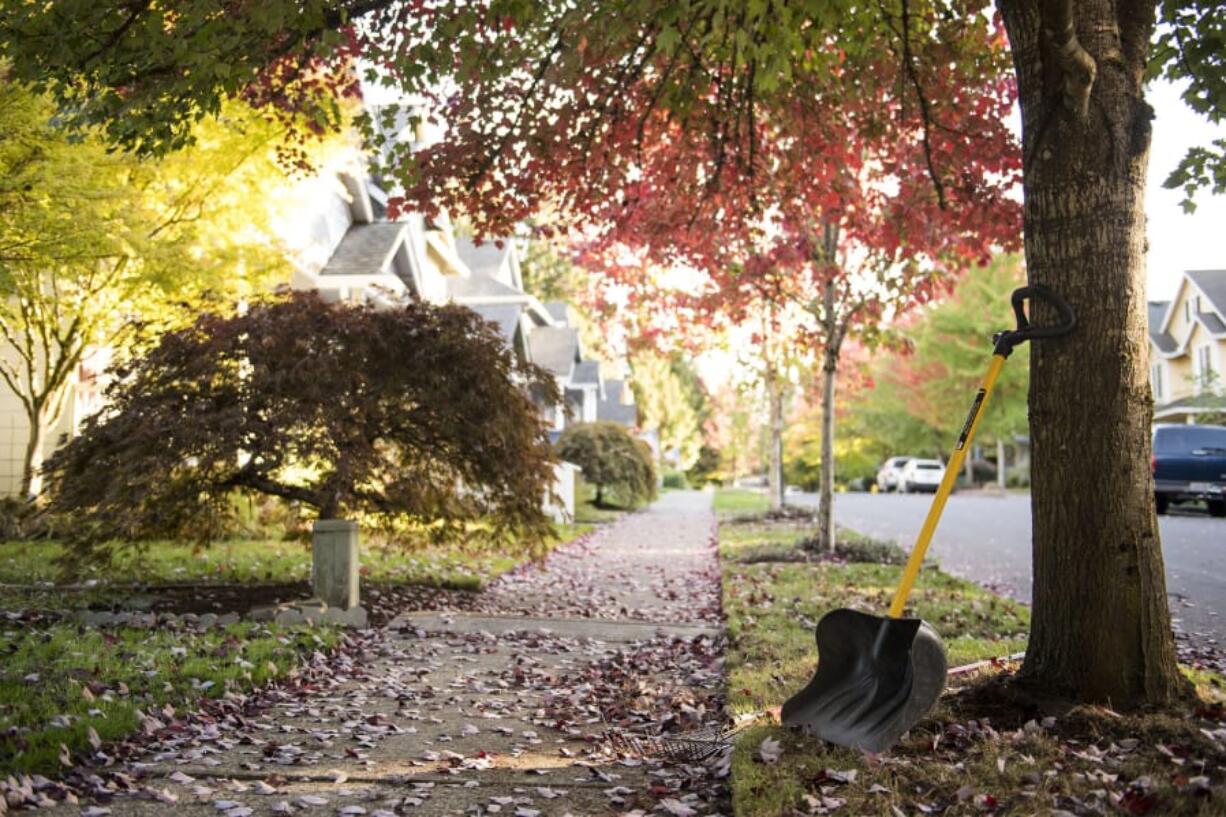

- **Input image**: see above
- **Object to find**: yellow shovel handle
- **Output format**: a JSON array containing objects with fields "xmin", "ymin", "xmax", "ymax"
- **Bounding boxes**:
[{"xmin": 888, "ymin": 354, "xmax": 1007, "ymax": 618}]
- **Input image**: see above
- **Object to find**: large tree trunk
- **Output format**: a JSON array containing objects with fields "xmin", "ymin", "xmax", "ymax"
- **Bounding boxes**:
[
  {"xmin": 1000, "ymin": 0, "xmax": 1185, "ymax": 706},
  {"xmin": 765, "ymin": 370, "xmax": 784, "ymax": 511}
]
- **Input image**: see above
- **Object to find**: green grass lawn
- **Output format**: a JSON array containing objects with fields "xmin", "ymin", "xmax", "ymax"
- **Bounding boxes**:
[
  {"xmin": 0, "ymin": 621, "xmax": 340, "ymax": 776},
  {"xmin": 0, "ymin": 523, "xmax": 593, "ymax": 592},
  {"xmin": 721, "ymin": 517, "xmax": 1226, "ymax": 817},
  {"xmin": 570, "ymin": 478, "xmax": 634, "ymax": 524},
  {"xmin": 713, "ymin": 487, "xmax": 770, "ymax": 516}
]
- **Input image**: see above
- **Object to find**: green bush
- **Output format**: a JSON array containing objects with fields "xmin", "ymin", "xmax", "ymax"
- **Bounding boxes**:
[
  {"xmin": 662, "ymin": 470, "xmax": 689, "ymax": 490},
  {"xmin": 556, "ymin": 421, "xmax": 657, "ymax": 508}
]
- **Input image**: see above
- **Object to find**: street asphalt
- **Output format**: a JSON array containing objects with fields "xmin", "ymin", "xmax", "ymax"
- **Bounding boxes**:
[{"xmin": 787, "ymin": 490, "xmax": 1226, "ymax": 649}]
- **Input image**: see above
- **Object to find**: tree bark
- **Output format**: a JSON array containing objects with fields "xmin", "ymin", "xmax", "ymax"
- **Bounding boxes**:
[
  {"xmin": 765, "ymin": 368, "xmax": 784, "ymax": 511},
  {"xmin": 814, "ymin": 274, "xmax": 839, "ymax": 552},
  {"xmin": 816, "ymin": 346, "xmax": 837, "ymax": 552},
  {"xmin": 19, "ymin": 389, "xmax": 68, "ymax": 499},
  {"xmin": 20, "ymin": 414, "xmax": 45, "ymax": 499},
  {"xmin": 999, "ymin": 0, "xmax": 1186, "ymax": 706},
  {"xmin": 997, "ymin": 437, "xmax": 1007, "ymax": 491}
]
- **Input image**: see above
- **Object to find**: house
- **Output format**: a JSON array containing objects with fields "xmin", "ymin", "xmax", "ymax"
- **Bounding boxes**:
[
  {"xmin": 597, "ymin": 379, "xmax": 640, "ymax": 428},
  {"xmin": 1147, "ymin": 269, "xmax": 1226, "ymax": 424}
]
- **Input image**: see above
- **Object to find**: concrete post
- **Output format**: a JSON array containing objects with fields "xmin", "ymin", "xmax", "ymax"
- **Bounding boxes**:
[{"xmin": 312, "ymin": 519, "xmax": 360, "ymax": 610}]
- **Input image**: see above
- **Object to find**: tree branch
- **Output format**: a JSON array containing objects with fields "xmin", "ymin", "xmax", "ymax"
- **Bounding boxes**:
[{"xmin": 1042, "ymin": 0, "xmax": 1096, "ymax": 120}]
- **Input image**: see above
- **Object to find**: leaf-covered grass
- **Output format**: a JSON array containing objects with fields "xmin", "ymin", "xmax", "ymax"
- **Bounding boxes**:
[
  {"xmin": 722, "ymin": 519, "xmax": 1226, "ymax": 817},
  {"xmin": 0, "ymin": 523, "xmax": 593, "ymax": 592},
  {"xmin": 713, "ymin": 487, "xmax": 770, "ymax": 516},
  {"xmin": 0, "ymin": 622, "xmax": 339, "ymax": 776},
  {"xmin": 724, "ymin": 560, "xmax": 1030, "ymax": 719}
]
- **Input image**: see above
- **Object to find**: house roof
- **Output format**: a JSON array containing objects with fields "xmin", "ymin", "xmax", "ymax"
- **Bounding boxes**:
[
  {"xmin": 466, "ymin": 303, "xmax": 523, "ymax": 349},
  {"xmin": 528, "ymin": 327, "xmax": 580, "ymax": 378},
  {"xmin": 319, "ymin": 223, "xmax": 407, "ymax": 277},
  {"xmin": 597, "ymin": 379, "xmax": 638, "ymax": 427},
  {"xmin": 1187, "ymin": 270, "xmax": 1226, "ymax": 317},
  {"xmin": 572, "ymin": 360, "xmax": 601, "ymax": 385},
  {"xmin": 1147, "ymin": 301, "xmax": 1178, "ymax": 354},
  {"xmin": 544, "ymin": 301, "xmax": 570, "ymax": 325},
  {"xmin": 1201, "ymin": 311, "xmax": 1226, "ymax": 335},
  {"xmin": 455, "ymin": 238, "xmax": 510, "ymax": 280},
  {"xmin": 446, "ymin": 274, "xmax": 528, "ymax": 301}
]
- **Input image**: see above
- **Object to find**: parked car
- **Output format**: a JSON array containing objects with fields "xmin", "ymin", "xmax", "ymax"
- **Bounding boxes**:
[
  {"xmin": 1153, "ymin": 424, "xmax": 1226, "ymax": 517},
  {"xmin": 900, "ymin": 458, "xmax": 946, "ymax": 493},
  {"xmin": 876, "ymin": 456, "xmax": 914, "ymax": 492}
]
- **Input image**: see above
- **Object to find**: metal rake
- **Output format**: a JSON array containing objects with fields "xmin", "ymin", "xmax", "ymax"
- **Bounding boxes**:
[{"xmin": 609, "ymin": 723, "xmax": 747, "ymax": 762}]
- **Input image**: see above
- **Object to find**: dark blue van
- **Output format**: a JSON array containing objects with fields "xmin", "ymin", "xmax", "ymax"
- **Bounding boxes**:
[{"xmin": 1153, "ymin": 424, "xmax": 1226, "ymax": 517}]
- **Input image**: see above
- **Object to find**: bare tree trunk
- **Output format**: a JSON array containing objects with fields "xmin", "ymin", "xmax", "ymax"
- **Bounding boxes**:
[
  {"xmin": 1000, "ymin": 0, "xmax": 1185, "ymax": 705},
  {"xmin": 20, "ymin": 415, "xmax": 45, "ymax": 499},
  {"xmin": 997, "ymin": 438, "xmax": 1007, "ymax": 491},
  {"xmin": 765, "ymin": 370, "xmax": 784, "ymax": 512},
  {"xmin": 963, "ymin": 449, "xmax": 974, "ymax": 488},
  {"xmin": 19, "ymin": 390, "xmax": 68, "ymax": 499},
  {"xmin": 816, "ymin": 345, "xmax": 837, "ymax": 552}
]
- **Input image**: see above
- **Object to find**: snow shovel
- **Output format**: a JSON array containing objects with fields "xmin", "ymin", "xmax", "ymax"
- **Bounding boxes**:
[{"xmin": 781, "ymin": 284, "xmax": 1076, "ymax": 753}]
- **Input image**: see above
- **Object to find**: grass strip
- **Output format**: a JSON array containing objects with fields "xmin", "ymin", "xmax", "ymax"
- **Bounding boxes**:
[{"xmin": 0, "ymin": 621, "xmax": 340, "ymax": 776}]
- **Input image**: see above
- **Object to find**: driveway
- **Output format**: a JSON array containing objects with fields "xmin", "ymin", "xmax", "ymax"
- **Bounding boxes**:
[{"xmin": 788, "ymin": 491, "xmax": 1226, "ymax": 648}]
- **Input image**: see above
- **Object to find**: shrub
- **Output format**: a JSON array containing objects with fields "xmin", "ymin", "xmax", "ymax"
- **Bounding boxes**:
[
  {"xmin": 555, "ymin": 421, "xmax": 656, "ymax": 508},
  {"xmin": 44, "ymin": 293, "xmax": 561, "ymax": 560},
  {"xmin": 661, "ymin": 470, "xmax": 689, "ymax": 490}
]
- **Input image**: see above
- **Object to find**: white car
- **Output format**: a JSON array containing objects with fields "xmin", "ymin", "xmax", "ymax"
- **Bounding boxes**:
[
  {"xmin": 899, "ymin": 459, "xmax": 946, "ymax": 493},
  {"xmin": 875, "ymin": 456, "xmax": 914, "ymax": 492}
]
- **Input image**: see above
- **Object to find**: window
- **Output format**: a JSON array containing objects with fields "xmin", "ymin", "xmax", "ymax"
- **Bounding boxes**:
[
  {"xmin": 1195, "ymin": 344, "xmax": 1214, "ymax": 391},
  {"xmin": 1151, "ymin": 362, "xmax": 1164, "ymax": 400},
  {"xmin": 1185, "ymin": 300, "xmax": 1191, "ymax": 322}
]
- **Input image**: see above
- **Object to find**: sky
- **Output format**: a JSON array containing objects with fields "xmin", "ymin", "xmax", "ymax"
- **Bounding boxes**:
[{"xmin": 1145, "ymin": 80, "xmax": 1226, "ymax": 301}]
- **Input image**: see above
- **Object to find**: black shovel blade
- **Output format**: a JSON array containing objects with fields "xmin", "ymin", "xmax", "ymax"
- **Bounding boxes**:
[{"xmin": 781, "ymin": 608, "xmax": 947, "ymax": 753}]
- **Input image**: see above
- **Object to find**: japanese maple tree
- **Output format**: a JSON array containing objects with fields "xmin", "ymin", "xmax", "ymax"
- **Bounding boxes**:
[{"xmin": 44, "ymin": 293, "xmax": 561, "ymax": 561}]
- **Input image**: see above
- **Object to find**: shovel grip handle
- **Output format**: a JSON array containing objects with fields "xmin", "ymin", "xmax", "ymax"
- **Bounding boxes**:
[{"xmin": 994, "ymin": 284, "xmax": 1077, "ymax": 356}]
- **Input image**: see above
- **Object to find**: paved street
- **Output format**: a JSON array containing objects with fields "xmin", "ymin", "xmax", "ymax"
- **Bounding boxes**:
[{"xmin": 789, "ymin": 491, "xmax": 1226, "ymax": 649}]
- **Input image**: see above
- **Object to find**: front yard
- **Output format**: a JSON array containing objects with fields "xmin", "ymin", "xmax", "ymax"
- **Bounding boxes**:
[
  {"xmin": 717, "ymin": 493, "xmax": 1226, "ymax": 816},
  {"xmin": 0, "ymin": 621, "xmax": 340, "ymax": 776},
  {"xmin": 0, "ymin": 520, "xmax": 593, "ymax": 780}
]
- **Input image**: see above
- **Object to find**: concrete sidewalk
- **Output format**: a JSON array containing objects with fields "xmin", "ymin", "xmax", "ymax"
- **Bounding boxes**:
[{"xmin": 46, "ymin": 491, "xmax": 729, "ymax": 817}]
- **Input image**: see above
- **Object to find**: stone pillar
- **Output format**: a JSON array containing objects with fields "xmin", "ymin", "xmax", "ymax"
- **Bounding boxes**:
[{"xmin": 312, "ymin": 520, "xmax": 359, "ymax": 610}]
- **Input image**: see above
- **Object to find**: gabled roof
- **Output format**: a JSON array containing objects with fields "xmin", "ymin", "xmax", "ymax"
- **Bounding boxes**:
[
  {"xmin": 1187, "ymin": 270, "xmax": 1226, "ymax": 317},
  {"xmin": 528, "ymin": 327, "xmax": 580, "ymax": 378},
  {"xmin": 466, "ymin": 303, "xmax": 524, "ymax": 349},
  {"xmin": 1201, "ymin": 311, "xmax": 1226, "ymax": 335},
  {"xmin": 319, "ymin": 223, "xmax": 408, "ymax": 277},
  {"xmin": 572, "ymin": 360, "xmax": 601, "ymax": 385},
  {"xmin": 447, "ymin": 274, "xmax": 528, "ymax": 301},
  {"xmin": 1148, "ymin": 301, "xmax": 1178, "ymax": 354},
  {"xmin": 544, "ymin": 301, "xmax": 570, "ymax": 325},
  {"xmin": 455, "ymin": 238, "xmax": 510, "ymax": 281},
  {"xmin": 598, "ymin": 379, "xmax": 638, "ymax": 427}
]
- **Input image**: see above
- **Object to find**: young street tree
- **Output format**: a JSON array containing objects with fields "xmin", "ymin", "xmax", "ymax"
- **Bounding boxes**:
[
  {"xmin": 45, "ymin": 294, "xmax": 561, "ymax": 560},
  {"xmin": 9, "ymin": 0, "xmax": 1219, "ymax": 706}
]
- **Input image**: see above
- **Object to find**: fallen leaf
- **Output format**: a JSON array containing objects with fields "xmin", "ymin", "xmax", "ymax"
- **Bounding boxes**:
[{"xmin": 758, "ymin": 736, "xmax": 782, "ymax": 764}]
